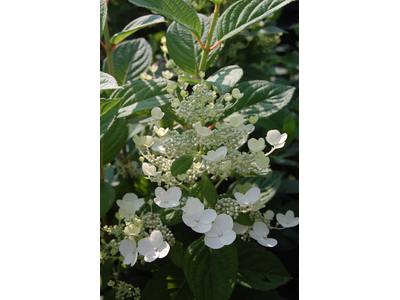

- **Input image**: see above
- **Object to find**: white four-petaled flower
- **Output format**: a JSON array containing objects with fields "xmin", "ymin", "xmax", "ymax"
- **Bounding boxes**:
[
  {"xmin": 229, "ymin": 114, "xmax": 245, "ymax": 128},
  {"xmin": 137, "ymin": 230, "xmax": 170, "ymax": 262},
  {"xmin": 249, "ymin": 221, "xmax": 277, "ymax": 247},
  {"xmin": 182, "ymin": 197, "xmax": 217, "ymax": 233},
  {"xmin": 133, "ymin": 135, "xmax": 153, "ymax": 147},
  {"xmin": 204, "ymin": 214, "xmax": 236, "ymax": 249},
  {"xmin": 194, "ymin": 122, "xmax": 212, "ymax": 137},
  {"xmin": 153, "ymin": 126, "xmax": 168, "ymax": 137},
  {"xmin": 234, "ymin": 187, "xmax": 261, "ymax": 206},
  {"xmin": 116, "ymin": 193, "xmax": 144, "ymax": 220},
  {"xmin": 154, "ymin": 187, "xmax": 181, "ymax": 208},
  {"xmin": 119, "ymin": 238, "xmax": 138, "ymax": 266},
  {"xmin": 276, "ymin": 210, "xmax": 299, "ymax": 228},
  {"xmin": 255, "ymin": 152, "xmax": 270, "ymax": 168},
  {"xmin": 142, "ymin": 163, "xmax": 157, "ymax": 177},
  {"xmin": 266, "ymin": 130, "xmax": 287, "ymax": 149},
  {"xmin": 201, "ymin": 146, "xmax": 227, "ymax": 162}
]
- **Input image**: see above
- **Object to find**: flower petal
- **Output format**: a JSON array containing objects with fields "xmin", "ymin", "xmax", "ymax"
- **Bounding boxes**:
[
  {"xmin": 123, "ymin": 193, "xmax": 139, "ymax": 203},
  {"xmin": 204, "ymin": 236, "xmax": 223, "ymax": 249},
  {"xmin": 193, "ymin": 221, "xmax": 212, "ymax": 233},
  {"xmin": 285, "ymin": 210, "xmax": 295, "ymax": 222},
  {"xmin": 119, "ymin": 239, "xmax": 133, "ymax": 256},
  {"xmin": 123, "ymin": 252, "xmax": 134, "ymax": 265},
  {"xmin": 144, "ymin": 251, "xmax": 158, "ymax": 262},
  {"xmin": 182, "ymin": 214, "xmax": 197, "ymax": 228},
  {"xmin": 157, "ymin": 242, "xmax": 170, "ymax": 258},
  {"xmin": 233, "ymin": 222, "xmax": 248, "ymax": 234},
  {"xmin": 249, "ymin": 230, "xmax": 263, "ymax": 241},
  {"xmin": 213, "ymin": 214, "xmax": 233, "ymax": 233},
  {"xmin": 149, "ymin": 230, "xmax": 163, "ymax": 248},
  {"xmin": 279, "ymin": 133, "xmax": 288, "ymax": 144},
  {"xmin": 266, "ymin": 130, "xmax": 281, "ymax": 145},
  {"xmin": 185, "ymin": 197, "xmax": 204, "ymax": 218},
  {"xmin": 234, "ymin": 192, "xmax": 249, "ymax": 205},
  {"xmin": 253, "ymin": 221, "xmax": 269, "ymax": 235},
  {"xmin": 137, "ymin": 238, "xmax": 153, "ymax": 256},
  {"xmin": 245, "ymin": 187, "xmax": 260, "ymax": 204},
  {"xmin": 130, "ymin": 251, "xmax": 138, "ymax": 266},
  {"xmin": 167, "ymin": 187, "xmax": 182, "ymax": 202},
  {"xmin": 205, "ymin": 223, "xmax": 219, "ymax": 237},
  {"xmin": 258, "ymin": 238, "xmax": 278, "ymax": 247},
  {"xmin": 276, "ymin": 213, "xmax": 287, "ymax": 226},
  {"xmin": 288, "ymin": 217, "xmax": 299, "ymax": 228},
  {"xmin": 155, "ymin": 187, "xmax": 166, "ymax": 201},
  {"xmin": 200, "ymin": 209, "xmax": 217, "ymax": 223},
  {"xmin": 220, "ymin": 230, "xmax": 236, "ymax": 245}
]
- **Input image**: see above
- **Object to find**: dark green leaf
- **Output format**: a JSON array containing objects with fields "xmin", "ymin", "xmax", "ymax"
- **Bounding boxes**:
[
  {"xmin": 102, "ymin": 117, "xmax": 128, "ymax": 165},
  {"xmin": 128, "ymin": 0, "xmax": 202, "ymax": 39},
  {"xmin": 110, "ymin": 15, "xmax": 166, "ymax": 45},
  {"xmin": 237, "ymin": 242, "xmax": 291, "ymax": 291},
  {"xmin": 231, "ymin": 285, "xmax": 286, "ymax": 300},
  {"xmin": 110, "ymin": 79, "xmax": 173, "ymax": 118},
  {"xmin": 103, "ymin": 38, "xmax": 152, "ymax": 85},
  {"xmin": 216, "ymin": 0, "xmax": 294, "ymax": 42},
  {"xmin": 183, "ymin": 237, "xmax": 238, "ymax": 300},
  {"xmin": 234, "ymin": 212, "xmax": 253, "ymax": 226},
  {"xmin": 224, "ymin": 80, "xmax": 296, "ymax": 118},
  {"xmin": 171, "ymin": 155, "xmax": 194, "ymax": 176},
  {"xmin": 160, "ymin": 208, "xmax": 183, "ymax": 225},
  {"xmin": 100, "ymin": 181, "xmax": 116, "ymax": 218},
  {"xmin": 167, "ymin": 14, "xmax": 220, "ymax": 76},
  {"xmin": 189, "ymin": 177, "xmax": 217, "ymax": 208},
  {"xmin": 169, "ymin": 241, "xmax": 185, "ymax": 269},
  {"xmin": 205, "ymin": 65, "xmax": 243, "ymax": 95}
]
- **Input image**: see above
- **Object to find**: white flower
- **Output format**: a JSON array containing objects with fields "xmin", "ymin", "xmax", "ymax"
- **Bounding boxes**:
[
  {"xmin": 154, "ymin": 187, "xmax": 181, "ymax": 208},
  {"xmin": 153, "ymin": 126, "xmax": 169, "ymax": 137},
  {"xmin": 182, "ymin": 197, "xmax": 217, "ymax": 233},
  {"xmin": 201, "ymin": 146, "xmax": 227, "ymax": 162},
  {"xmin": 263, "ymin": 210, "xmax": 275, "ymax": 221},
  {"xmin": 248, "ymin": 138, "xmax": 266, "ymax": 152},
  {"xmin": 249, "ymin": 222, "xmax": 277, "ymax": 247},
  {"xmin": 224, "ymin": 93, "xmax": 233, "ymax": 102},
  {"xmin": 194, "ymin": 122, "xmax": 212, "ymax": 137},
  {"xmin": 119, "ymin": 238, "xmax": 138, "ymax": 266},
  {"xmin": 220, "ymin": 160, "xmax": 232, "ymax": 172},
  {"xmin": 137, "ymin": 230, "xmax": 170, "ymax": 262},
  {"xmin": 162, "ymin": 70, "xmax": 173, "ymax": 79},
  {"xmin": 116, "ymin": 193, "xmax": 144, "ymax": 220},
  {"xmin": 234, "ymin": 187, "xmax": 261, "ymax": 206},
  {"xmin": 151, "ymin": 137, "xmax": 166, "ymax": 154},
  {"xmin": 238, "ymin": 123, "xmax": 254, "ymax": 134},
  {"xmin": 255, "ymin": 153, "xmax": 270, "ymax": 168},
  {"xmin": 276, "ymin": 210, "xmax": 299, "ymax": 228},
  {"xmin": 151, "ymin": 107, "xmax": 164, "ymax": 120},
  {"xmin": 232, "ymin": 88, "xmax": 244, "ymax": 99},
  {"xmin": 266, "ymin": 130, "xmax": 287, "ymax": 149},
  {"xmin": 133, "ymin": 135, "xmax": 153, "ymax": 147},
  {"xmin": 149, "ymin": 64, "xmax": 158, "ymax": 73},
  {"xmin": 249, "ymin": 115, "xmax": 258, "ymax": 124},
  {"xmin": 204, "ymin": 214, "xmax": 236, "ymax": 249},
  {"xmin": 171, "ymin": 98, "xmax": 180, "ymax": 108},
  {"xmin": 124, "ymin": 224, "xmax": 141, "ymax": 237},
  {"xmin": 229, "ymin": 114, "xmax": 245, "ymax": 128},
  {"xmin": 177, "ymin": 174, "xmax": 187, "ymax": 181},
  {"xmin": 232, "ymin": 222, "xmax": 248, "ymax": 234},
  {"xmin": 142, "ymin": 163, "xmax": 157, "ymax": 177}
]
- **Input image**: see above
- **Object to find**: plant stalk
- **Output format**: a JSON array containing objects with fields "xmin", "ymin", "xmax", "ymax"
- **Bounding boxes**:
[
  {"xmin": 103, "ymin": 21, "xmax": 115, "ymax": 77},
  {"xmin": 198, "ymin": 3, "xmax": 220, "ymax": 72}
]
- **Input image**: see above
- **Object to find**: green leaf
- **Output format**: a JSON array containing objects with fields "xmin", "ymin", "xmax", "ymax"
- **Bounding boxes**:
[
  {"xmin": 189, "ymin": 177, "xmax": 217, "ymax": 208},
  {"xmin": 160, "ymin": 208, "xmax": 183, "ymax": 225},
  {"xmin": 224, "ymin": 80, "xmax": 296, "ymax": 118},
  {"xmin": 128, "ymin": 0, "xmax": 202, "ymax": 39},
  {"xmin": 110, "ymin": 15, "xmax": 166, "ymax": 45},
  {"xmin": 100, "ymin": 0, "xmax": 107, "ymax": 40},
  {"xmin": 205, "ymin": 65, "xmax": 243, "ymax": 95},
  {"xmin": 167, "ymin": 14, "xmax": 220, "ymax": 76},
  {"xmin": 100, "ymin": 98, "xmax": 123, "ymax": 138},
  {"xmin": 171, "ymin": 155, "xmax": 194, "ymax": 176},
  {"xmin": 110, "ymin": 79, "xmax": 173, "ymax": 118},
  {"xmin": 216, "ymin": 0, "xmax": 294, "ymax": 42},
  {"xmin": 141, "ymin": 263, "xmax": 194, "ymax": 300},
  {"xmin": 103, "ymin": 38, "xmax": 153, "ymax": 85},
  {"xmin": 183, "ymin": 237, "xmax": 238, "ymax": 300},
  {"xmin": 169, "ymin": 241, "xmax": 185, "ymax": 269},
  {"xmin": 231, "ymin": 285, "xmax": 286, "ymax": 300},
  {"xmin": 102, "ymin": 117, "xmax": 128, "ymax": 165},
  {"xmin": 100, "ymin": 72, "xmax": 120, "ymax": 91},
  {"xmin": 228, "ymin": 171, "xmax": 285, "ymax": 206},
  {"xmin": 234, "ymin": 212, "xmax": 253, "ymax": 226},
  {"xmin": 237, "ymin": 242, "xmax": 291, "ymax": 291},
  {"xmin": 100, "ymin": 181, "xmax": 116, "ymax": 218}
]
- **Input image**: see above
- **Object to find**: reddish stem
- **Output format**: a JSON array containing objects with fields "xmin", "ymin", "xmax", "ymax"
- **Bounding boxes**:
[
  {"xmin": 184, "ymin": 125, "xmax": 190, "ymax": 130},
  {"xmin": 100, "ymin": 41, "xmax": 107, "ymax": 51},
  {"xmin": 209, "ymin": 40, "xmax": 222, "ymax": 51},
  {"xmin": 207, "ymin": 123, "xmax": 215, "ymax": 130}
]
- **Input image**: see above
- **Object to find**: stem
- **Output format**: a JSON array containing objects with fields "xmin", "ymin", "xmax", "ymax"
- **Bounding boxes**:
[
  {"xmin": 103, "ymin": 21, "xmax": 115, "ymax": 77},
  {"xmin": 215, "ymin": 178, "xmax": 224, "ymax": 189},
  {"xmin": 198, "ymin": 3, "xmax": 220, "ymax": 72},
  {"xmin": 265, "ymin": 147, "xmax": 275, "ymax": 157},
  {"xmin": 179, "ymin": 184, "xmax": 191, "ymax": 192}
]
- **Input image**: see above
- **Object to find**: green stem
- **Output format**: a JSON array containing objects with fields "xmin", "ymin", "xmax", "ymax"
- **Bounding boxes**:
[
  {"xmin": 198, "ymin": 3, "xmax": 220, "ymax": 72},
  {"xmin": 103, "ymin": 21, "xmax": 115, "ymax": 77},
  {"xmin": 215, "ymin": 178, "xmax": 224, "ymax": 189}
]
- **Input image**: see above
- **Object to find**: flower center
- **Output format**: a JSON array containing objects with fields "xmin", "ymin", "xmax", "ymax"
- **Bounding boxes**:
[
  {"xmin": 164, "ymin": 200, "xmax": 169, "ymax": 203},
  {"xmin": 218, "ymin": 233, "xmax": 223, "ymax": 237},
  {"xmin": 153, "ymin": 247, "xmax": 158, "ymax": 252},
  {"xmin": 262, "ymin": 234, "xmax": 267, "ymax": 239},
  {"xmin": 195, "ymin": 218, "xmax": 199, "ymax": 222}
]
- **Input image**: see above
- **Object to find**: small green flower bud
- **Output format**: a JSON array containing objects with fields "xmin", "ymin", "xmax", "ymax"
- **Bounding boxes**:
[
  {"xmin": 180, "ymin": 90, "xmax": 188, "ymax": 97},
  {"xmin": 148, "ymin": 200, "xmax": 153, "ymax": 206},
  {"xmin": 139, "ymin": 156, "xmax": 145, "ymax": 162},
  {"xmin": 108, "ymin": 280, "xmax": 115, "ymax": 287},
  {"xmin": 115, "ymin": 212, "xmax": 122, "ymax": 221},
  {"xmin": 161, "ymin": 36, "xmax": 167, "ymax": 44},
  {"xmin": 249, "ymin": 115, "xmax": 258, "ymax": 124},
  {"xmin": 199, "ymin": 71, "xmax": 205, "ymax": 79}
]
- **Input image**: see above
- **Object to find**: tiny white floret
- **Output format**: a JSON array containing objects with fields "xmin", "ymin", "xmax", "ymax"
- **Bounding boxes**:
[
  {"xmin": 231, "ymin": 88, "xmax": 244, "ymax": 99},
  {"xmin": 249, "ymin": 222, "xmax": 277, "ymax": 247},
  {"xmin": 234, "ymin": 187, "xmax": 261, "ymax": 206},
  {"xmin": 151, "ymin": 107, "xmax": 164, "ymax": 120},
  {"xmin": 201, "ymin": 146, "xmax": 227, "ymax": 162},
  {"xmin": 137, "ymin": 230, "xmax": 170, "ymax": 262},
  {"xmin": 266, "ymin": 130, "xmax": 287, "ymax": 149},
  {"xmin": 276, "ymin": 210, "xmax": 299, "ymax": 228},
  {"xmin": 182, "ymin": 197, "xmax": 217, "ymax": 233},
  {"xmin": 204, "ymin": 214, "xmax": 236, "ymax": 249},
  {"xmin": 255, "ymin": 153, "xmax": 270, "ymax": 168},
  {"xmin": 229, "ymin": 114, "xmax": 245, "ymax": 128},
  {"xmin": 154, "ymin": 126, "xmax": 169, "ymax": 137},
  {"xmin": 119, "ymin": 238, "xmax": 138, "ymax": 266},
  {"xmin": 142, "ymin": 163, "xmax": 157, "ymax": 177},
  {"xmin": 154, "ymin": 187, "xmax": 181, "ymax": 208}
]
